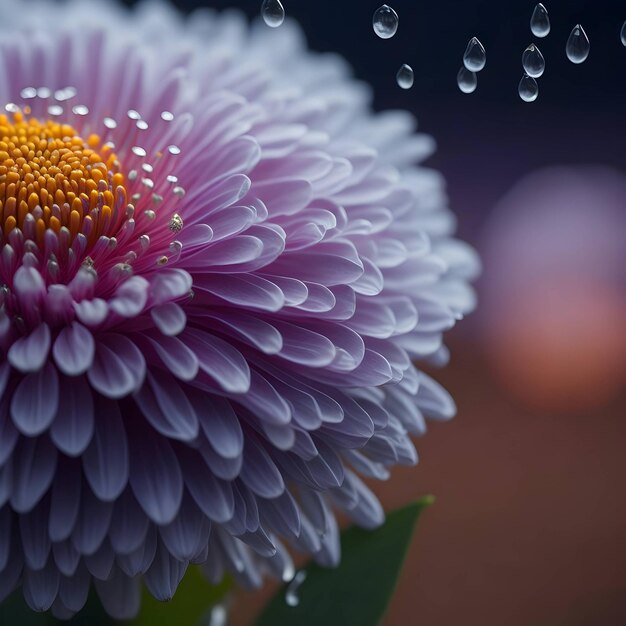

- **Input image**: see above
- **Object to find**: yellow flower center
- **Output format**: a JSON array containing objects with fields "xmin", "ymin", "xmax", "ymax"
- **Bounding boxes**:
[{"xmin": 0, "ymin": 112, "xmax": 126, "ymax": 245}]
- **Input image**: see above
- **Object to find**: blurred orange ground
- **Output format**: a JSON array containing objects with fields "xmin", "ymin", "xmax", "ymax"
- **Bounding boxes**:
[{"xmin": 230, "ymin": 334, "xmax": 626, "ymax": 626}]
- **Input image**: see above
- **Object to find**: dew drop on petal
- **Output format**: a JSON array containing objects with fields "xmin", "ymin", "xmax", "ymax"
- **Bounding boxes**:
[
  {"xmin": 518, "ymin": 74, "xmax": 539, "ymax": 102},
  {"xmin": 373, "ymin": 5, "xmax": 399, "ymax": 40},
  {"xmin": 396, "ymin": 64, "xmax": 414, "ymax": 89},
  {"xmin": 566, "ymin": 24, "xmax": 590, "ymax": 64},
  {"xmin": 522, "ymin": 44, "xmax": 545, "ymax": 78},
  {"xmin": 463, "ymin": 37, "xmax": 486, "ymax": 72},
  {"xmin": 457, "ymin": 67, "xmax": 478, "ymax": 94},
  {"xmin": 620, "ymin": 20, "xmax": 626, "ymax": 46},
  {"xmin": 285, "ymin": 570, "xmax": 307, "ymax": 607},
  {"xmin": 20, "ymin": 87, "xmax": 37, "ymax": 99},
  {"xmin": 261, "ymin": 0, "xmax": 285, "ymax": 28},
  {"xmin": 530, "ymin": 3, "xmax": 550, "ymax": 38}
]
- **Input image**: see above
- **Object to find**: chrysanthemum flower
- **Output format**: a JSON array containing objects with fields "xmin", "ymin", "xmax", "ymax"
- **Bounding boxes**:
[{"xmin": 0, "ymin": 0, "xmax": 479, "ymax": 619}]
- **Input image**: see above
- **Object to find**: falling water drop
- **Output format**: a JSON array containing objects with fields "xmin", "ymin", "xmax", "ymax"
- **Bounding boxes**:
[
  {"xmin": 207, "ymin": 604, "xmax": 228, "ymax": 626},
  {"xmin": 620, "ymin": 21, "xmax": 626, "ymax": 46},
  {"xmin": 566, "ymin": 24, "xmax": 590, "ymax": 64},
  {"xmin": 261, "ymin": 0, "xmax": 285, "ymax": 28},
  {"xmin": 282, "ymin": 559, "xmax": 295, "ymax": 583},
  {"xmin": 522, "ymin": 44, "xmax": 545, "ymax": 78},
  {"xmin": 518, "ymin": 74, "xmax": 539, "ymax": 102},
  {"xmin": 530, "ymin": 3, "xmax": 550, "ymax": 38},
  {"xmin": 285, "ymin": 571, "xmax": 307, "ymax": 607},
  {"xmin": 372, "ymin": 5, "xmax": 399, "ymax": 39},
  {"xmin": 396, "ymin": 64, "xmax": 414, "ymax": 89},
  {"xmin": 463, "ymin": 37, "xmax": 486, "ymax": 72},
  {"xmin": 457, "ymin": 67, "xmax": 478, "ymax": 94}
]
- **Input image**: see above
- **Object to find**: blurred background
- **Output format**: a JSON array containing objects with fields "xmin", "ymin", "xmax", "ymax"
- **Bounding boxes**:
[{"xmin": 132, "ymin": 0, "xmax": 626, "ymax": 623}]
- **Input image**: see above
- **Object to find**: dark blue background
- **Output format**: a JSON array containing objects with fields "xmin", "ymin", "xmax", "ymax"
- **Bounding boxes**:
[{"xmin": 159, "ymin": 0, "xmax": 626, "ymax": 242}]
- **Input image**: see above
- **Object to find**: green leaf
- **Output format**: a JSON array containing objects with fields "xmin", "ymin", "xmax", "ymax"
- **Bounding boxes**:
[
  {"xmin": 132, "ymin": 565, "xmax": 231, "ymax": 626},
  {"xmin": 254, "ymin": 497, "xmax": 434, "ymax": 626}
]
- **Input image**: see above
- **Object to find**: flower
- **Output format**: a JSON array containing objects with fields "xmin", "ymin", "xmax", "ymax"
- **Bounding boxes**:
[{"xmin": 0, "ymin": 0, "xmax": 479, "ymax": 619}]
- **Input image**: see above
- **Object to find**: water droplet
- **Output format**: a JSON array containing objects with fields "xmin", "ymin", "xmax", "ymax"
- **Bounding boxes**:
[
  {"xmin": 463, "ymin": 37, "xmax": 486, "ymax": 72},
  {"xmin": 522, "ymin": 44, "xmax": 545, "ymax": 78},
  {"xmin": 620, "ymin": 21, "xmax": 626, "ymax": 46},
  {"xmin": 518, "ymin": 74, "xmax": 539, "ymax": 102},
  {"xmin": 457, "ymin": 67, "xmax": 478, "ymax": 94},
  {"xmin": 530, "ymin": 3, "xmax": 550, "ymax": 38},
  {"xmin": 20, "ymin": 87, "xmax": 37, "ymax": 99},
  {"xmin": 261, "ymin": 0, "xmax": 285, "ymax": 28},
  {"xmin": 396, "ymin": 64, "xmax": 414, "ymax": 89},
  {"xmin": 208, "ymin": 604, "xmax": 228, "ymax": 626},
  {"xmin": 282, "ymin": 560, "xmax": 295, "ymax": 583},
  {"xmin": 373, "ymin": 5, "xmax": 399, "ymax": 39},
  {"xmin": 285, "ymin": 570, "xmax": 307, "ymax": 607},
  {"xmin": 54, "ymin": 86, "xmax": 77, "ymax": 101},
  {"xmin": 566, "ymin": 24, "xmax": 590, "ymax": 64}
]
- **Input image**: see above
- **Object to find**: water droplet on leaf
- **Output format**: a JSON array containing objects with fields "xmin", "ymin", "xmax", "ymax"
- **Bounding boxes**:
[
  {"xmin": 522, "ymin": 44, "xmax": 545, "ymax": 78},
  {"xmin": 518, "ymin": 74, "xmax": 539, "ymax": 102},
  {"xmin": 396, "ymin": 64, "xmax": 414, "ymax": 89},
  {"xmin": 261, "ymin": 0, "xmax": 285, "ymax": 28},
  {"xmin": 285, "ymin": 570, "xmax": 307, "ymax": 607},
  {"xmin": 373, "ymin": 5, "xmax": 399, "ymax": 39},
  {"xmin": 457, "ymin": 67, "xmax": 478, "ymax": 94},
  {"xmin": 530, "ymin": 3, "xmax": 550, "ymax": 38},
  {"xmin": 463, "ymin": 37, "xmax": 486, "ymax": 72},
  {"xmin": 566, "ymin": 24, "xmax": 590, "ymax": 64}
]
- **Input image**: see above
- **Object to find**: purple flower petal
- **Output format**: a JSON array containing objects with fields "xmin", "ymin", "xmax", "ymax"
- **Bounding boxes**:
[
  {"xmin": 82, "ymin": 398, "xmax": 128, "ymax": 502},
  {"xmin": 48, "ymin": 458, "xmax": 81, "ymax": 543},
  {"xmin": 23, "ymin": 559, "xmax": 59, "ymax": 612},
  {"xmin": 129, "ymin": 426, "xmax": 183, "ymax": 525},
  {"xmin": 7, "ymin": 324, "xmax": 51, "ymax": 373},
  {"xmin": 10, "ymin": 361, "xmax": 59, "ymax": 436},
  {"xmin": 52, "ymin": 322, "xmax": 95, "ymax": 376},
  {"xmin": 50, "ymin": 375, "xmax": 95, "ymax": 457},
  {"xmin": 87, "ymin": 336, "xmax": 145, "ymax": 398},
  {"xmin": 71, "ymin": 484, "xmax": 113, "ymax": 556},
  {"xmin": 109, "ymin": 488, "xmax": 150, "ymax": 555},
  {"xmin": 150, "ymin": 302, "xmax": 187, "ymax": 337},
  {"xmin": 183, "ymin": 329, "xmax": 250, "ymax": 393},
  {"xmin": 134, "ymin": 372, "xmax": 199, "ymax": 442},
  {"xmin": 10, "ymin": 436, "xmax": 57, "ymax": 514},
  {"xmin": 94, "ymin": 568, "xmax": 141, "ymax": 620},
  {"xmin": 20, "ymin": 498, "xmax": 51, "ymax": 569},
  {"xmin": 144, "ymin": 538, "xmax": 188, "ymax": 602}
]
